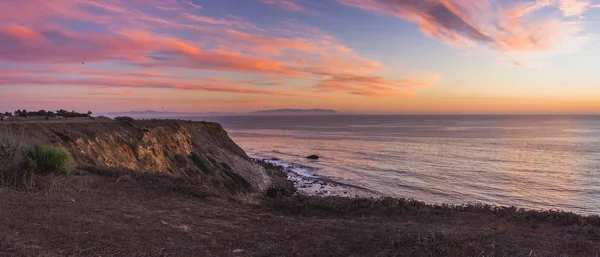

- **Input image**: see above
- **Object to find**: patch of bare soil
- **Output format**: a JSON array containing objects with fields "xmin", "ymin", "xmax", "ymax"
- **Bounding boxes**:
[{"xmin": 1, "ymin": 171, "xmax": 600, "ymax": 257}]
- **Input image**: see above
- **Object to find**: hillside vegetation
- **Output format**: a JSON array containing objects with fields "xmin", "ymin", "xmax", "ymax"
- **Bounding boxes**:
[{"xmin": 0, "ymin": 119, "xmax": 293, "ymax": 197}]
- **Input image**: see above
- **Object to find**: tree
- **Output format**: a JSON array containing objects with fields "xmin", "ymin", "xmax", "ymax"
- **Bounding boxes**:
[{"xmin": 13, "ymin": 109, "xmax": 28, "ymax": 117}]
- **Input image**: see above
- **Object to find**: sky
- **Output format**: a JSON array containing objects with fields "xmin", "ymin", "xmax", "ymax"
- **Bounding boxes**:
[{"xmin": 1, "ymin": 0, "xmax": 600, "ymax": 114}]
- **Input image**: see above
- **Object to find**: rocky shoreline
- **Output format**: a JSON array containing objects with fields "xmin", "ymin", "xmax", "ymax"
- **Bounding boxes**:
[{"xmin": 255, "ymin": 158, "xmax": 378, "ymax": 198}]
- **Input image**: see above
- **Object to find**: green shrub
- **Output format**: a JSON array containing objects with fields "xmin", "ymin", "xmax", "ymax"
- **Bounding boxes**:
[{"xmin": 27, "ymin": 145, "xmax": 72, "ymax": 175}]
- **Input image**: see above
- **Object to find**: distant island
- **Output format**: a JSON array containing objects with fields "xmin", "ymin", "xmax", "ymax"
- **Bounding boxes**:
[{"xmin": 248, "ymin": 109, "xmax": 340, "ymax": 115}]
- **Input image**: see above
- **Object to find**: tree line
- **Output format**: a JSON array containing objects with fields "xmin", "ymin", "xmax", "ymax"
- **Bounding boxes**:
[{"xmin": 1, "ymin": 109, "xmax": 92, "ymax": 118}]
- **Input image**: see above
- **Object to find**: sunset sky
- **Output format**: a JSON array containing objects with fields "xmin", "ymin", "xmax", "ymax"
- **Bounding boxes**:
[{"xmin": 1, "ymin": 0, "xmax": 600, "ymax": 114}]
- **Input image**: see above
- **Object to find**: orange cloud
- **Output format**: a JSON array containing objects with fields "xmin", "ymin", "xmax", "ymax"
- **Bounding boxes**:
[
  {"xmin": 315, "ymin": 74, "xmax": 441, "ymax": 97},
  {"xmin": 3, "ymin": 24, "xmax": 44, "ymax": 41},
  {"xmin": 510, "ymin": 62, "xmax": 527, "ymax": 68}
]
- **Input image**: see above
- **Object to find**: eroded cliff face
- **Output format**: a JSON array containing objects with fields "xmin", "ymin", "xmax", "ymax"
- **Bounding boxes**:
[{"xmin": 1, "ymin": 120, "xmax": 270, "ymax": 193}]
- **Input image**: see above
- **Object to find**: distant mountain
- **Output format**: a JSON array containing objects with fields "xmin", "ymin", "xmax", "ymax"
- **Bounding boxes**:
[{"xmin": 248, "ymin": 109, "xmax": 340, "ymax": 115}]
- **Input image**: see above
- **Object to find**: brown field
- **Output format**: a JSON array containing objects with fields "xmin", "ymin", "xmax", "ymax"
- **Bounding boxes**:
[{"xmin": 2, "ymin": 169, "xmax": 600, "ymax": 257}]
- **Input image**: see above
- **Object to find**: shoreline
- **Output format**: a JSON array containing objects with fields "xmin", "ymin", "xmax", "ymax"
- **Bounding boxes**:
[
  {"xmin": 254, "ymin": 156, "xmax": 600, "ymax": 217},
  {"xmin": 255, "ymin": 157, "xmax": 379, "ymax": 198}
]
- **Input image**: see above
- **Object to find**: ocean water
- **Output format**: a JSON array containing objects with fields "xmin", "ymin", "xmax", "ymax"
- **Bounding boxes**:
[{"xmin": 194, "ymin": 115, "xmax": 600, "ymax": 215}]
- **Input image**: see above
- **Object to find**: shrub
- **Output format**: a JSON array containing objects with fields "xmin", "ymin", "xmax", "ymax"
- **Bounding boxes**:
[
  {"xmin": 174, "ymin": 154, "xmax": 187, "ymax": 163},
  {"xmin": 115, "ymin": 116, "xmax": 135, "ymax": 122},
  {"xmin": 27, "ymin": 145, "xmax": 72, "ymax": 175},
  {"xmin": 0, "ymin": 129, "xmax": 34, "ymax": 187}
]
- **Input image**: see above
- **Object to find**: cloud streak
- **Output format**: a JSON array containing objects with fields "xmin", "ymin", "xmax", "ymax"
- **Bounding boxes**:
[
  {"xmin": 339, "ymin": 0, "xmax": 591, "ymax": 54},
  {"xmin": 315, "ymin": 74, "xmax": 441, "ymax": 97},
  {"xmin": 0, "ymin": 75, "xmax": 306, "ymax": 97},
  {"xmin": 0, "ymin": 0, "xmax": 439, "ymax": 112},
  {"xmin": 261, "ymin": 0, "xmax": 306, "ymax": 12}
]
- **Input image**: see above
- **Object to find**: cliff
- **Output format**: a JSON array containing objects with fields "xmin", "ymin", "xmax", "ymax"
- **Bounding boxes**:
[{"xmin": 0, "ymin": 119, "xmax": 272, "ymax": 195}]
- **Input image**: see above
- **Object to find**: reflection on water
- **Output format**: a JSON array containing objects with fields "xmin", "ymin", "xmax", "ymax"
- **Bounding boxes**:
[{"xmin": 194, "ymin": 115, "xmax": 600, "ymax": 215}]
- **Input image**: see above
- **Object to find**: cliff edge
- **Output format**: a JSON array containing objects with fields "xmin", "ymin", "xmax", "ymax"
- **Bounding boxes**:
[{"xmin": 1, "ymin": 119, "xmax": 273, "ymax": 195}]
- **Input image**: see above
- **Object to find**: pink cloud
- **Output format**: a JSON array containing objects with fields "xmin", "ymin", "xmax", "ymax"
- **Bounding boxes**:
[
  {"xmin": 339, "ymin": 0, "xmax": 590, "ymax": 53},
  {"xmin": 88, "ymin": 89, "xmax": 136, "ymax": 96},
  {"xmin": 226, "ymin": 100, "xmax": 266, "ymax": 105},
  {"xmin": 0, "ymin": 0, "xmax": 434, "ymax": 103},
  {"xmin": 261, "ymin": 0, "xmax": 305, "ymax": 12},
  {"xmin": 0, "ymin": 25, "xmax": 302, "ymax": 77},
  {"xmin": 0, "ymin": 74, "xmax": 307, "ymax": 97},
  {"xmin": 557, "ymin": 0, "xmax": 592, "ymax": 16},
  {"xmin": 186, "ymin": 1, "xmax": 202, "ymax": 9},
  {"xmin": 53, "ymin": 96, "xmax": 155, "ymax": 101}
]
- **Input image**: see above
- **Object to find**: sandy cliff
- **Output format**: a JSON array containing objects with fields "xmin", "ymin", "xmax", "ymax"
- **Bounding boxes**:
[{"xmin": 1, "ymin": 119, "xmax": 271, "ymax": 195}]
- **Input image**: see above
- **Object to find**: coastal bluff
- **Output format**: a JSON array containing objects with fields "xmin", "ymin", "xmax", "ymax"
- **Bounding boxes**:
[
  {"xmin": 0, "ymin": 119, "xmax": 273, "ymax": 195},
  {"xmin": 2, "ymin": 119, "xmax": 600, "ymax": 256}
]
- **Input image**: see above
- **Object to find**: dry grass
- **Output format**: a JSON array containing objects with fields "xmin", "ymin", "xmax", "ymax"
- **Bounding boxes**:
[
  {"xmin": 1, "ymin": 171, "xmax": 599, "ymax": 256},
  {"xmin": 0, "ymin": 128, "xmax": 34, "ymax": 188},
  {"xmin": 0, "ymin": 129, "xmax": 72, "ymax": 191},
  {"xmin": 267, "ymin": 195, "xmax": 600, "ymax": 226},
  {"xmin": 81, "ymin": 166, "xmax": 222, "ymax": 199}
]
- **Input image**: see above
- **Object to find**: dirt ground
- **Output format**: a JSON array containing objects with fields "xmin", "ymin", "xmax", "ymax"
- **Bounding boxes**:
[{"xmin": 1, "ymin": 171, "xmax": 600, "ymax": 257}]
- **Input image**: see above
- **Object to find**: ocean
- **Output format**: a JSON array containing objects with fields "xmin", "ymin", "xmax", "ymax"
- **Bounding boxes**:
[{"xmin": 194, "ymin": 115, "xmax": 600, "ymax": 215}]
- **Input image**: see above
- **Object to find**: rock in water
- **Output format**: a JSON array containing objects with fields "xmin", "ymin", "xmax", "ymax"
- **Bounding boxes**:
[{"xmin": 306, "ymin": 155, "xmax": 319, "ymax": 160}]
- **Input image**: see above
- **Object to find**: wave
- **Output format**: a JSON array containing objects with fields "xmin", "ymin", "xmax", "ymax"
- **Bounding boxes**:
[
  {"xmin": 262, "ymin": 157, "xmax": 317, "ymax": 178},
  {"xmin": 250, "ymin": 151, "xmax": 377, "ymax": 197}
]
